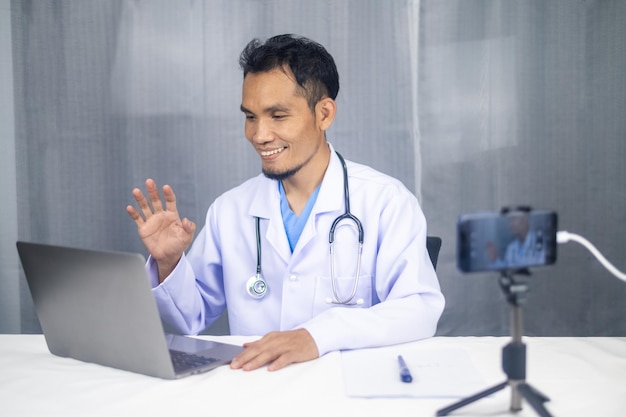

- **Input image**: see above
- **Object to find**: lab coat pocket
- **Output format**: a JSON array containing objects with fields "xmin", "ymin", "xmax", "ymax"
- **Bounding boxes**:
[{"xmin": 312, "ymin": 274, "xmax": 372, "ymax": 315}]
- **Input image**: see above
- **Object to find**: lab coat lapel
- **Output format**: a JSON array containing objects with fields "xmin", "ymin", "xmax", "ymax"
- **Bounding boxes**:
[
  {"xmin": 248, "ymin": 176, "xmax": 292, "ymax": 265},
  {"xmin": 246, "ymin": 149, "xmax": 345, "ymax": 263}
]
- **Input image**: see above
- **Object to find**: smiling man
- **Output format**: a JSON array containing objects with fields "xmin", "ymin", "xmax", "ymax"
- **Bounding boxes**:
[
  {"xmin": 239, "ymin": 61, "xmax": 333, "ymax": 217},
  {"xmin": 127, "ymin": 34, "xmax": 444, "ymax": 372}
]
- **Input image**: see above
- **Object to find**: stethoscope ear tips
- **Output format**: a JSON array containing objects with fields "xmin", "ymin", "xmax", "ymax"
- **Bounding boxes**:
[{"xmin": 246, "ymin": 274, "xmax": 268, "ymax": 299}]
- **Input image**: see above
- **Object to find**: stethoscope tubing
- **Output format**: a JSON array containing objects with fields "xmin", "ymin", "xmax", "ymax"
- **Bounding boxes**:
[{"xmin": 247, "ymin": 151, "xmax": 364, "ymax": 305}]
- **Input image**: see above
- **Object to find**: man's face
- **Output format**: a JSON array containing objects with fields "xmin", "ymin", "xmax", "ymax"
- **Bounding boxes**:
[
  {"xmin": 240, "ymin": 68, "xmax": 328, "ymax": 181},
  {"xmin": 509, "ymin": 214, "xmax": 530, "ymax": 238}
]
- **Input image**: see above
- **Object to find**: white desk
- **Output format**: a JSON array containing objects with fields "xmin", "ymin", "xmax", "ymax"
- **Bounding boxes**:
[{"xmin": 1, "ymin": 335, "xmax": 625, "ymax": 417}]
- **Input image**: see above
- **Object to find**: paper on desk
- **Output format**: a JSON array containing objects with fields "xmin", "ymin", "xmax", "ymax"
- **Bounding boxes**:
[{"xmin": 341, "ymin": 345, "xmax": 487, "ymax": 398}]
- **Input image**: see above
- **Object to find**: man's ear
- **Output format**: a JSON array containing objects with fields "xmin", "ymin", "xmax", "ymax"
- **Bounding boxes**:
[{"xmin": 316, "ymin": 97, "xmax": 336, "ymax": 131}]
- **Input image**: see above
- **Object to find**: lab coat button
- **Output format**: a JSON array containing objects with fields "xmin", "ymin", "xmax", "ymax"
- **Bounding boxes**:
[{"xmin": 289, "ymin": 275, "xmax": 298, "ymax": 281}]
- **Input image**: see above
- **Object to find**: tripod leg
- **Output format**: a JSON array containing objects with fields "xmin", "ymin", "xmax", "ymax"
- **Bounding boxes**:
[
  {"xmin": 518, "ymin": 383, "xmax": 553, "ymax": 417},
  {"xmin": 436, "ymin": 381, "xmax": 508, "ymax": 416}
]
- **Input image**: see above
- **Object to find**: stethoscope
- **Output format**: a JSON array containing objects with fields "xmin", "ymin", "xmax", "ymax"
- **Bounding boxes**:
[{"xmin": 246, "ymin": 151, "xmax": 365, "ymax": 305}]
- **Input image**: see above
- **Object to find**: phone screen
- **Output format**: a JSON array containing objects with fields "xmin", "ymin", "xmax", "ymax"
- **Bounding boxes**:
[{"xmin": 457, "ymin": 210, "xmax": 558, "ymax": 273}]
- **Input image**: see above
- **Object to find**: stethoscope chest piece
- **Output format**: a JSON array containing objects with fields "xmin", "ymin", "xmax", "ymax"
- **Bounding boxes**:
[{"xmin": 246, "ymin": 274, "xmax": 267, "ymax": 299}]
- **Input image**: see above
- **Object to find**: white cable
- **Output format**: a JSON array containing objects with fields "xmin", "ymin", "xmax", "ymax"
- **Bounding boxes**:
[{"xmin": 557, "ymin": 231, "xmax": 626, "ymax": 282}]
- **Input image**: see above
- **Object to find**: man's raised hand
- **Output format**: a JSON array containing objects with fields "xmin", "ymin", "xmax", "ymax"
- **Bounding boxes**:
[{"xmin": 126, "ymin": 179, "xmax": 196, "ymax": 282}]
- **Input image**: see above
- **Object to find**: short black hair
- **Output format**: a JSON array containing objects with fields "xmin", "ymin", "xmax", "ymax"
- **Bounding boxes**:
[{"xmin": 239, "ymin": 34, "xmax": 339, "ymax": 111}]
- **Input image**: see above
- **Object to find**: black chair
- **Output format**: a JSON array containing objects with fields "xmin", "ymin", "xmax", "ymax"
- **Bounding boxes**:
[{"xmin": 426, "ymin": 236, "xmax": 442, "ymax": 270}]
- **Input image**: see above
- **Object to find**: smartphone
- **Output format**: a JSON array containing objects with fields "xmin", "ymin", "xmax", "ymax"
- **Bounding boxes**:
[{"xmin": 457, "ymin": 209, "xmax": 558, "ymax": 273}]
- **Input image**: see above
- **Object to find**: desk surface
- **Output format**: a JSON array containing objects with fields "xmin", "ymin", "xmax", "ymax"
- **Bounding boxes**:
[{"xmin": 1, "ymin": 335, "xmax": 625, "ymax": 417}]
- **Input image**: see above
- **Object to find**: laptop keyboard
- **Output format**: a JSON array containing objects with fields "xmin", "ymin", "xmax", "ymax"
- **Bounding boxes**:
[{"xmin": 170, "ymin": 350, "xmax": 219, "ymax": 373}]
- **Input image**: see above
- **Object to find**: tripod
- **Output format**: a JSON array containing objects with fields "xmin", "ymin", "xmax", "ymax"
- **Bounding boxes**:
[{"xmin": 437, "ymin": 270, "xmax": 553, "ymax": 417}]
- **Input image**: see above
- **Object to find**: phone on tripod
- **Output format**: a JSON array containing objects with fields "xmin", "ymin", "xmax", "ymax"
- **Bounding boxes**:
[{"xmin": 457, "ymin": 209, "xmax": 558, "ymax": 273}]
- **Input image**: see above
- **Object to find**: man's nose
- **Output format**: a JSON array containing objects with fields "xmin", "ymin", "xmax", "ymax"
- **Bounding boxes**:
[{"xmin": 251, "ymin": 119, "xmax": 273, "ymax": 143}]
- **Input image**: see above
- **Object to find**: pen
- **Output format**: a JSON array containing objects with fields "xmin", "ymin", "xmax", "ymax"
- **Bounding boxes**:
[{"xmin": 397, "ymin": 355, "xmax": 413, "ymax": 383}]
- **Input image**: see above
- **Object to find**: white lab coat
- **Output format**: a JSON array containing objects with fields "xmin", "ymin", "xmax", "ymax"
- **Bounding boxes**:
[
  {"xmin": 150, "ymin": 148, "xmax": 445, "ymax": 356},
  {"xmin": 504, "ymin": 230, "xmax": 546, "ymax": 268}
]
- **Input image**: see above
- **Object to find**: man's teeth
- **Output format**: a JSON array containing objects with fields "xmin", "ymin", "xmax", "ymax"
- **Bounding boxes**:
[{"xmin": 261, "ymin": 148, "xmax": 285, "ymax": 156}]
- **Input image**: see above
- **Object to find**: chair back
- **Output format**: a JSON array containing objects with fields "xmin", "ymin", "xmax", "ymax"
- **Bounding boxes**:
[{"xmin": 426, "ymin": 236, "xmax": 442, "ymax": 270}]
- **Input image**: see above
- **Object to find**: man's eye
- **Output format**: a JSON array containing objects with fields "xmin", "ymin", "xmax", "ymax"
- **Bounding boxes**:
[
  {"xmin": 273, "ymin": 114, "xmax": 287, "ymax": 120},
  {"xmin": 245, "ymin": 115, "xmax": 256, "ymax": 121}
]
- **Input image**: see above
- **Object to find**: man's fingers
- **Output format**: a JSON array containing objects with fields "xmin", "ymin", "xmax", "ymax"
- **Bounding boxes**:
[
  {"xmin": 230, "ymin": 330, "xmax": 318, "ymax": 372},
  {"xmin": 146, "ymin": 179, "xmax": 164, "ymax": 213},
  {"xmin": 126, "ymin": 205, "xmax": 144, "ymax": 226},
  {"xmin": 232, "ymin": 344, "xmax": 296, "ymax": 372},
  {"xmin": 241, "ymin": 351, "xmax": 275, "ymax": 371},
  {"xmin": 130, "ymin": 180, "xmax": 173, "ymax": 221},
  {"xmin": 182, "ymin": 218, "xmax": 196, "ymax": 235},
  {"xmin": 266, "ymin": 352, "xmax": 296, "ymax": 372},
  {"xmin": 132, "ymin": 188, "xmax": 154, "ymax": 220},
  {"xmin": 230, "ymin": 342, "xmax": 260, "ymax": 370},
  {"xmin": 162, "ymin": 184, "xmax": 178, "ymax": 213},
  {"xmin": 230, "ymin": 337, "xmax": 274, "ymax": 371}
]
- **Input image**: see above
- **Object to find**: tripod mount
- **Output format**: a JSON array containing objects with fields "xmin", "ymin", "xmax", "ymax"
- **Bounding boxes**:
[{"xmin": 436, "ymin": 268, "xmax": 554, "ymax": 417}]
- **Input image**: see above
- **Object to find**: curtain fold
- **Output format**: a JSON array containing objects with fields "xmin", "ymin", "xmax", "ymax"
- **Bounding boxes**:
[{"xmin": 0, "ymin": 0, "xmax": 19, "ymax": 333}]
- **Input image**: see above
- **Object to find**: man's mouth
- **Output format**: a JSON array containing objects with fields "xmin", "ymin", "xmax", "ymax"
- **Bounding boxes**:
[{"xmin": 260, "ymin": 147, "xmax": 286, "ymax": 157}]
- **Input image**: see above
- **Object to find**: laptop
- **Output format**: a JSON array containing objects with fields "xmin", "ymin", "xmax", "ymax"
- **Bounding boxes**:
[{"xmin": 16, "ymin": 241, "xmax": 244, "ymax": 379}]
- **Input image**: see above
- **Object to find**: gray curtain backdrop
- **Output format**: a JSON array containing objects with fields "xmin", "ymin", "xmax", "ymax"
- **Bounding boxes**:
[
  {"xmin": 2, "ymin": 0, "xmax": 625, "ymax": 337},
  {"xmin": 420, "ymin": 0, "xmax": 626, "ymax": 336}
]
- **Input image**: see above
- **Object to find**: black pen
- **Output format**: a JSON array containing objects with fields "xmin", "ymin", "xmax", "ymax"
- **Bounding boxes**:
[{"xmin": 397, "ymin": 355, "xmax": 413, "ymax": 383}]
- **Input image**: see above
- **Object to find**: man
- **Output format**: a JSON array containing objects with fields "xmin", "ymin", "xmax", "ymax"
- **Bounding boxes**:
[
  {"xmin": 127, "ymin": 34, "xmax": 444, "ymax": 372},
  {"xmin": 503, "ymin": 212, "xmax": 546, "ymax": 268}
]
